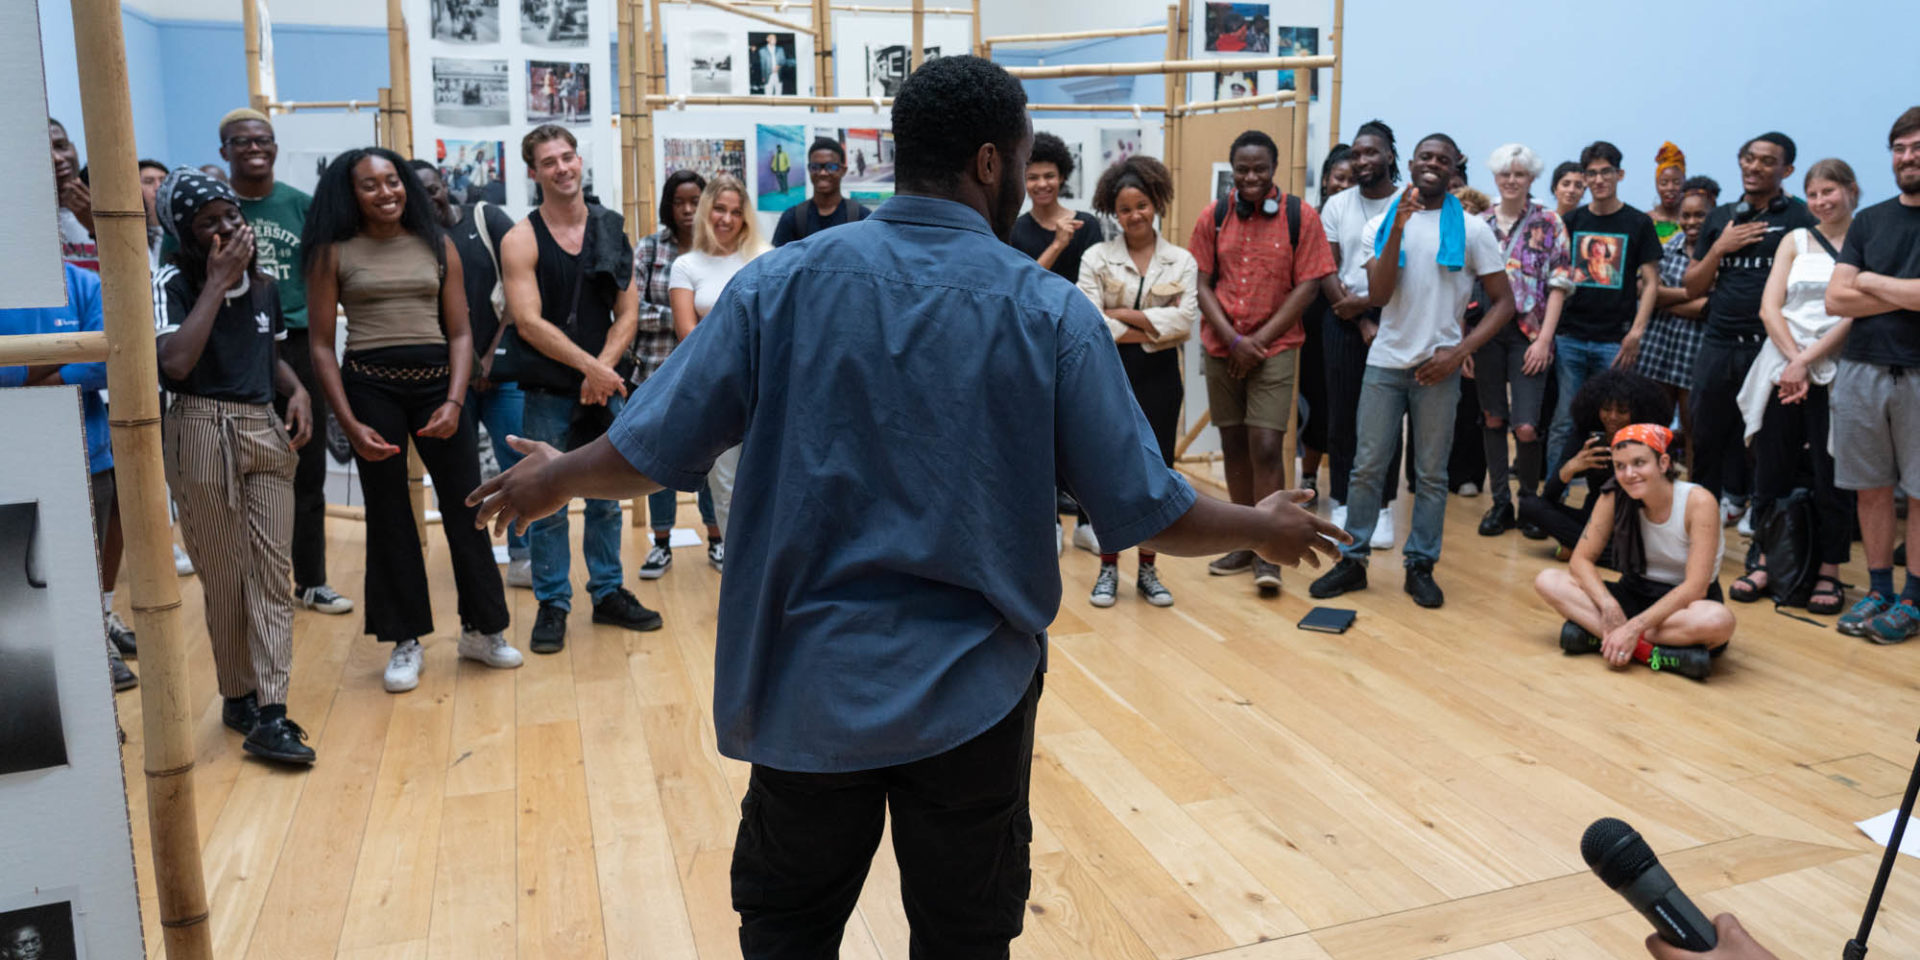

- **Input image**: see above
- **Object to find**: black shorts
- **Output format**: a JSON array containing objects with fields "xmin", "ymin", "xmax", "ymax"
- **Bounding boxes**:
[{"xmin": 1606, "ymin": 574, "xmax": 1724, "ymax": 619}]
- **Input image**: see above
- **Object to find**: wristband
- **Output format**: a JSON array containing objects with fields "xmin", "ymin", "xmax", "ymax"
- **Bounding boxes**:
[
  {"xmin": 1231, "ymin": 334, "xmax": 1243, "ymax": 350},
  {"xmin": 445, "ymin": 397, "xmax": 464, "ymax": 409}
]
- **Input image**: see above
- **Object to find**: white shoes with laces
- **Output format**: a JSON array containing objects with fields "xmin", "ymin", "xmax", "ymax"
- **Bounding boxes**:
[
  {"xmin": 459, "ymin": 629, "xmax": 524, "ymax": 669},
  {"xmin": 384, "ymin": 639, "xmax": 424, "ymax": 693}
]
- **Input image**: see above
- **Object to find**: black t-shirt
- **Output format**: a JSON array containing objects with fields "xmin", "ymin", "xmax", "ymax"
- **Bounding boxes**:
[
  {"xmin": 1558, "ymin": 204, "xmax": 1663, "ymax": 342},
  {"xmin": 1009, "ymin": 210, "xmax": 1102, "ymax": 283},
  {"xmin": 153, "ymin": 264, "xmax": 284, "ymax": 404},
  {"xmin": 770, "ymin": 197, "xmax": 868, "ymax": 247},
  {"xmin": 1693, "ymin": 196, "xmax": 1818, "ymax": 341},
  {"xmin": 447, "ymin": 203, "xmax": 516, "ymax": 359},
  {"xmin": 518, "ymin": 208, "xmax": 622, "ymax": 394},
  {"xmin": 1837, "ymin": 196, "xmax": 1920, "ymax": 367}
]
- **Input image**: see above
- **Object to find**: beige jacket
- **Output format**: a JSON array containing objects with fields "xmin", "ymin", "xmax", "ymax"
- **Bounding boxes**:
[{"xmin": 1075, "ymin": 236, "xmax": 1199, "ymax": 354}]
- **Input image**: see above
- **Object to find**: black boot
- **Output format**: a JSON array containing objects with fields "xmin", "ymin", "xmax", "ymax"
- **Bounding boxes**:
[
  {"xmin": 1559, "ymin": 621, "xmax": 1601, "ymax": 654},
  {"xmin": 1477, "ymin": 501, "xmax": 1516, "ymax": 537},
  {"xmin": 1308, "ymin": 558, "xmax": 1368, "ymax": 599},
  {"xmin": 1403, "ymin": 562, "xmax": 1445, "ymax": 608}
]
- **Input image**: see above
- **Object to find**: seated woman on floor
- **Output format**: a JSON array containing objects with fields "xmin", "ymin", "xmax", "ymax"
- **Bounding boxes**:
[
  {"xmin": 1532, "ymin": 423, "xmax": 1734, "ymax": 680},
  {"xmin": 1519, "ymin": 369, "xmax": 1674, "ymax": 565}
]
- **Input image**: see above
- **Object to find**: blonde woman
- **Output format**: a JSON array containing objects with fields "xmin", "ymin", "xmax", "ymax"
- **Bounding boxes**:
[
  {"xmin": 1075, "ymin": 155, "xmax": 1199, "ymax": 608},
  {"xmin": 669, "ymin": 173, "xmax": 765, "ymax": 562}
]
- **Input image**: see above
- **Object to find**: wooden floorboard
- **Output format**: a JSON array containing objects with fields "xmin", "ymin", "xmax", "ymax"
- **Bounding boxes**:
[{"xmin": 111, "ymin": 482, "xmax": 1920, "ymax": 959}]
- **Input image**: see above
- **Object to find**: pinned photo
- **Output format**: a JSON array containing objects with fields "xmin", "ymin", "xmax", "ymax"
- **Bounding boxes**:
[
  {"xmin": 528, "ymin": 60, "xmax": 590, "ymax": 123},
  {"xmin": 688, "ymin": 30, "xmax": 733, "ymax": 95},
  {"xmin": 431, "ymin": 57, "xmax": 509, "ymax": 127},
  {"xmin": 0, "ymin": 898, "xmax": 80, "ymax": 960},
  {"xmin": 521, "ymin": 0, "xmax": 587, "ymax": 46},
  {"xmin": 747, "ymin": 32, "xmax": 798, "ymax": 97},
  {"xmin": 664, "ymin": 137, "xmax": 748, "ymax": 183},
  {"xmin": 756, "ymin": 123, "xmax": 807, "ymax": 212},
  {"xmin": 1204, "ymin": 2, "xmax": 1270, "ymax": 53},
  {"xmin": 430, "ymin": 0, "xmax": 498, "ymax": 43},
  {"xmin": 435, "ymin": 139, "xmax": 507, "ymax": 206}
]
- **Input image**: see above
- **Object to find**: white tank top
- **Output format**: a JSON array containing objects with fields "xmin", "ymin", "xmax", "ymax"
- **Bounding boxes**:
[{"xmin": 1639, "ymin": 480, "xmax": 1723, "ymax": 586}]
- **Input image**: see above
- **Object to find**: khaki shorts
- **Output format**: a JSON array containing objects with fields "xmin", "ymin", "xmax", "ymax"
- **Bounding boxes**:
[{"xmin": 1205, "ymin": 348, "xmax": 1298, "ymax": 432}]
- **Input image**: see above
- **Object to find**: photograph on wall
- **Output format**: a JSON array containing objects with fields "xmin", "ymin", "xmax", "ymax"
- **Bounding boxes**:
[
  {"xmin": 526, "ymin": 142, "xmax": 593, "ymax": 205},
  {"xmin": 813, "ymin": 126, "xmax": 894, "ymax": 203},
  {"xmin": 430, "ymin": 0, "xmax": 498, "ymax": 42},
  {"xmin": 756, "ymin": 124, "xmax": 807, "ymax": 212},
  {"xmin": 0, "ymin": 898, "xmax": 81, "ymax": 960},
  {"xmin": 746, "ymin": 32, "xmax": 798, "ymax": 97},
  {"xmin": 520, "ymin": 0, "xmax": 587, "ymax": 46},
  {"xmin": 1203, "ymin": 3, "xmax": 1269, "ymax": 52},
  {"xmin": 432, "ymin": 57, "xmax": 509, "ymax": 127},
  {"xmin": 1213, "ymin": 70, "xmax": 1258, "ymax": 101},
  {"xmin": 864, "ymin": 44, "xmax": 940, "ymax": 97},
  {"xmin": 1212, "ymin": 161, "xmax": 1234, "ymax": 204},
  {"xmin": 1059, "ymin": 139, "xmax": 1084, "ymax": 200},
  {"xmin": 527, "ymin": 60, "xmax": 590, "ymax": 123},
  {"xmin": 663, "ymin": 136, "xmax": 747, "ymax": 183},
  {"xmin": 0, "ymin": 501, "xmax": 66, "ymax": 778},
  {"xmin": 688, "ymin": 30, "xmax": 734, "ymax": 95},
  {"xmin": 435, "ymin": 139, "xmax": 507, "ymax": 206},
  {"xmin": 1273, "ymin": 26, "xmax": 1320, "ymax": 99},
  {"xmin": 1101, "ymin": 128, "xmax": 1143, "ymax": 169}
]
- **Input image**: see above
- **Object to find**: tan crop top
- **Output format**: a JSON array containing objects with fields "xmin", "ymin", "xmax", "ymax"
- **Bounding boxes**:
[{"xmin": 336, "ymin": 233, "xmax": 447, "ymax": 352}]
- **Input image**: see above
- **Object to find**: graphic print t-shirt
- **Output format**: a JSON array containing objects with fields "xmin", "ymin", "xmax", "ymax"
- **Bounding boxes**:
[
  {"xmin": 240, "ymin": 182, "xmax": 314, "ymax": 330},
  {"xmin": 1693, "ymin": 196, "xmax": 1818, "ymax": 341},
  {"xmin": 153, "ymin": 265, "xmax": 286, "ymax": 404},
  {"xmin": 1557, "ymin": 204, "xmax": 1662, "ymax": 342}
]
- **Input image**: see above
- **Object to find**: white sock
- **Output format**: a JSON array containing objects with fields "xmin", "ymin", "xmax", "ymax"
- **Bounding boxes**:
[{"xmin": 102, "ymin": 590, "xmax": 115, "ymax": 615}]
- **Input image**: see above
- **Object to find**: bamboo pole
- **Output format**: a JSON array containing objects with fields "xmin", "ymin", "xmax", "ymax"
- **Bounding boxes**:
[
  {"xmin": 643, "ymin": 94, "xmax": 1160, "ymax": 111},
  {"xmin": 1003, "ymin": 54, "xmax": 1333, "ymax": 79},
  {"xmin": 626, "ymin": 0, "xmax": 655, "ymax": 528},
  {"xmin": 910, "ymin": 0, "xmax": 924, "ymax": 72},
  {"xmin": 727, "ymin": 0, "xmax": 969, "ymax": 10},
  {"xmin": 649, "ymin": 0, "xmax": 667, "ymax": 106},
  {"xmin": 0, "ymin": 331, "xmax": 109, "ymax": 366},
  {"xmin": 1160, "ymin": 2, "xmax": 1181, "ymax": 243},
  {"xmin": 386, "ymin": 0, "xmax": 412, "ymax": 155},
  {"xmin": 68, "ymin": 0, "xmax": 214, "ymax": 954},
  {"xmin": 984, "ymin": 24, "xmax": 1167, "ymax": 47},
  {"xmin": 241, "ymin": 0, "xmax": 267, "ymax": 112},
  {"xmin": 1173, "ymin": 409, "xmax": 1210, "ymax": 460},
  {"xmin": 1027, "ymin": 103, "xmax": 1165, "ymax": 113},
  {"xmin": 969, "ymin": 0, "xmax": 981, "ymax": 57},
  {"xmin": 267, "ymin": 99, "xmax": 382, "ymax": 113},
  {"xmin": 619, "ymin": 0, "xmax": 638, "ymax": 236},
  {"xmin": 1289, "ymin": 68, "xmax": 1309, "ymax": 199},
  {"xmin": 684, "ymin": 0, "xmax": 818, "ymax": 35},
  {"xmin": 815, "ymin": 0, "xmax": 835, "ymax": 96},
  {"xmin": 1172, "ymin": 90, "xmax": 1293, "ymax": 116},
  {"xmin": 1329, "ymin": 0, "xmax": 1343, "ymax": 149}
]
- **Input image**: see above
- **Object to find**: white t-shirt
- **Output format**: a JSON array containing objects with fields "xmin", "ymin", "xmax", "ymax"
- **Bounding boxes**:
[
  {"xmin": 1319, "ymin": 185, "xmax": 1395, "ymax": 297},
  {"xmin": 1358, "ymin": 208, "xmax": 1504, "ymax": 369},
  {"xmin": 669, "ymin": 249, "xmax": 751, "ymax": 319}
]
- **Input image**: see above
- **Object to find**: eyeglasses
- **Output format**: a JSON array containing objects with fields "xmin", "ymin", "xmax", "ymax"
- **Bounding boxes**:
[
  {"xmin": 807, "ymin": 162, "xmax": 844, "ymax": 173},
  {"xmin": 1583, "ymin": 167, "xmax": 1620, "ymax": 180},
  {"xmin": 225, "ymin": 135, "xmax": 276, "ymax": 151}
]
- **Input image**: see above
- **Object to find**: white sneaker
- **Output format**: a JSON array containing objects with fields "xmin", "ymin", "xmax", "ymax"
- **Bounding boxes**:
[
  {"xmin": 458, "ymin": 629, "xmax": 523, "ymax": 669},
  {"xmin": 506, "ymin": 557, "xmax": 533, "ymax": 588},
  {"xmin": 1370, "ymin": 508, "xmax": 1396, "ymax": 550},
  {"xmin": 173, "ymin": 543, "xmax": 195, "ymax": 576},
  {"xmin": 1331, "ymin": 502, "xmax": 1348, "ymax": 530},
  {"xmin": 298, "ymin": 585, "xmax": 355, "ymax": 615},
  {"xmin": 384, "ymin": 639, "xmax": 424, "ymax": 693},
  {"xmin": 636, "ymin": 543, "xmax": 673, "ymax": 580},
  {"xmin": 1055, "ymin": 520, "xmax": 1065, "ymax": 557},
  {"xmin": 1737, "ymin": 509, "xmax": 1755, "ymax": 538},
  {"xmin": 1458, "ymin": 482, "xmax": 1479, "ymax": 497},
  {"xmin": 1072, "ymin": 522, "xmax": 1100, "ymax": 554}
]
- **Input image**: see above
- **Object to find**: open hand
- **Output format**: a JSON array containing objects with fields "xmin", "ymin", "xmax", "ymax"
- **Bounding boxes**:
[
  {"xmin": 348, "ymin": 421, "xmax": 401, "ymax": 462},
  {"xmin": 209, "ymin": 224, "xmax": 255, "ymax": 289},
  {"xmin": 1251, "ymin": 488, "xmax": 1350, "ymax": 569},
  {"xmin": 1713, "ymin": 221, "xmax": 1770, "ymax": 255},
  {"xmin": 466, "ymin": 435, "xmax": 566, "ymax": 537},
  {"xmin": 417, "ymin": 400, "xmax": 461, "ymax": 439},
  {"xmin": 1522, "ymin": 336, "xmax": 1554, "ymax": 376},
  {"xmin": 1051, "ymin": 216, "xmax": 1085, "ymax": 249},
  {"xmin": 1612, "ymin": 331, "xmax": 1643, "ymax": 370}
]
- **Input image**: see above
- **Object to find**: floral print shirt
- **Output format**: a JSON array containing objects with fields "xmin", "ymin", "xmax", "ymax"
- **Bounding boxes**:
[{"xmin": 1482, "ymin": 201, "xmax": 1572, "ymax": 340}]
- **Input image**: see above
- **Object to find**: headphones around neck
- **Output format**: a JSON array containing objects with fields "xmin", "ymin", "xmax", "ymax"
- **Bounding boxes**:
[
  {"xmin": 1235, "ymin": 191, "xmax": 1282, "ymax": 219},
  {"xmin": 1733, "ymin": 193, "xmax": 1790, "ymax": 223}
]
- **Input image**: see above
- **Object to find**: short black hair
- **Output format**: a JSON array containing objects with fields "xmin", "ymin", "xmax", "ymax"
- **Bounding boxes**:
[
  {"xmin": 407, "ymin": 158, "xmax": 438, "ymax": 179},
  {"xmin": 1453, "ymin": 155, "xmax": 1469, "ymax": 185},
  {"xmin": 658, "ymin": 168, "xmax": 706, "ymax": 228},
  {"xmin": 1680, "ymin": 175, "xmax": 1721, "ymax": 202},
  {"xmin": 1578, "ymin": 140, "xmax": 1623, "ymax": 170},
  {"xmin": 1229, "ymin": 129, "xmax": 1279, "ymax": 168},
  {"xmin": 138, "ymin": 158, "xmax": 169, "ymax": 175},
  {"xmin": 1415, "ymin": 132, "xmax": 1460, "ymax": 162},
  {"xmin": 892, "ymin": 55, "xmax": 1028, "ymax": 191},
  {"xmin": 808, "ymin": 136, "xmax": 845, "ymax": 163},
  {"xmin": 1092, "ymin": 154, "xmax": 1174, "ymax": 216},
  {"xmin": 1741, "ymin": 131, "xmax": 1796, "ymax": 166},
  {"xmin": 1891, "ymin": 107, "xmax": 1920, "ymax": 147},
  {"xmin": 1551, "ymin": 160, "xmax": 1583, "ymax": 186},
  {"xmin": 1029, "ymin": 132, "xmax": 1075, "ymax": 181}
]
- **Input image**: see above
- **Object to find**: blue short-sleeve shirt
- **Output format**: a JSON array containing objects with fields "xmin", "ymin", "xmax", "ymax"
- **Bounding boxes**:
[{"xmin": 609, "ymin": 194, "xmax": 1195, "ymax": 773}]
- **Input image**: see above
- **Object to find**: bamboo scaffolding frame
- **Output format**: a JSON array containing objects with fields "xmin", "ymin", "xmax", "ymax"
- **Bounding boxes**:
[
  {"xmin": 1289, "ymin": 68, "xmax": 1309, "ymax": 198},
  {"xmin": 241, "ymin": 0, "xmax": 267, "ymax": 112},
  {"xmin": 267, "ymin": 99, "xmax": 383, "ymax": 113},
  {"xmin": 1003, "ymin": 54, "xmax": 1333, "ymax": 79},
  {"xmin": 0, "ymin": 332, "xmax": 110, "ymax": 367},
  {"xmin": 1160, "ymin": 1, "xmax": 1183, "ymax": 243},
  {"xmin": 56, "ymin": 0, "xmax": 215, "ymax": 953},
  {"xmin": 1329, "ymin": 0, "xmax": 1343, "ymax": 148},
  {"xmin": 910, "ymin": 0, "xmax": 924, "ymax": 71},
  {"xmin": 815, "ymin": 0, "xmax": 836, "ymax": 95},
  {"xmin": 620, "ymin": 0, "xmax": 640, "ymax": 234},
  {"xmin": 969, "ymin": 0, "xmax": 981, "ymax": 56},
  {"xmin": 984, "ymin": 24, "xmax": 1166, "ymax": 49},
  {"xmin": 1172, "ymin": 90, "xmax": 1295, "ymax": 116},
  {"xmin": 735, "ymin": 0, "xmax": 969, "ymax": 10},
  {"xmin": 642, "ymin": 93, "xmax": 1166, "ymax": 112},
  {"xmin": 684, "ymin": 0, "xmax": 818, "ymax": 35}
]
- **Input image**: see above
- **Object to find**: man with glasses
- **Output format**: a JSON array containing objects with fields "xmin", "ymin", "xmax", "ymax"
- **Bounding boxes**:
[
  {"xmin": 771, "ymin": 137, "xmax": 869, "ymax": 246},
  {"xmin": 1682, "ymin": 132, "xmax": 1815, "ymax": 503},
  {"xmin": 1544, "ymin": 140, "xmax": 1663, "ymax": 476}
]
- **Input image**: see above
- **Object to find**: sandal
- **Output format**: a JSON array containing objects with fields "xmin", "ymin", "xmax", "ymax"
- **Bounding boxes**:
[
  {"xmin": 1729, "ymin": 568, "xmax": 1768, "ymax": 604},
  {"xmin": 1807, "ymin": 575, "xmax": 1846, "ymax": 616}
]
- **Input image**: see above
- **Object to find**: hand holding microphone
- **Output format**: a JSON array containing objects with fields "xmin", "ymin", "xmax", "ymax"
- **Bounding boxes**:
[
  {"xmin": 1644, "ymin": 914, "xmax": 1778, "ymax": 960},
  {"xmin": 1583, "ymin": 817, "xmax": 1718, "ymax": 952}
]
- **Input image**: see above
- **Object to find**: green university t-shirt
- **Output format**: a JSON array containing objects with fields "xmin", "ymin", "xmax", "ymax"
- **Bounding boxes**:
[{"xmin": 240, "ymin": 182, "xmax": 312, "ymax": 329}]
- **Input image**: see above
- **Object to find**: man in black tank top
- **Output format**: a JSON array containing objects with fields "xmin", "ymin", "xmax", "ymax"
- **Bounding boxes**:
[{"xmin": 498, "ymin": 123, "xmax": 658, "ymax": 652}]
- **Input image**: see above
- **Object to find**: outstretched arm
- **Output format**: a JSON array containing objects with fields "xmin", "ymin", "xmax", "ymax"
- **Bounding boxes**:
[
  {"xmin": 468, "ymin": 433, "xmax": 663, "ymax": 536},
  {"xmin": 1142, "ymin": 489, "xmax": 1348, "ymax": 568}
]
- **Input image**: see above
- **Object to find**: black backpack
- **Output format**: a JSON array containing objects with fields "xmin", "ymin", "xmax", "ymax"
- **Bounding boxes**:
[
  {"xmin": 792, "ymin": 197, "xmax": 864, "ymax": 242},
  {"xmin": 1757, "ymin": 487, "xmax": 1818, "ymax": 608},
  {"xmin": 1212, "ymin": 192, "xmax": 1302, "ymax": 270}
]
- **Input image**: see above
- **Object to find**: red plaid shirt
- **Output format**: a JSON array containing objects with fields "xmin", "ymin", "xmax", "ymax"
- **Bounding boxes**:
[{"xmin": 1188, "ymin": 192, "xmax": 1335, "ymax": 358}]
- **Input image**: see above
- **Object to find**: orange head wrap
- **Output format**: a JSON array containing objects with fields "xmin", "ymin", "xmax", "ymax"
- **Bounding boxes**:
[
  {"xmin": 1611, "ymin": 423, "xmax": 1673, "ymax": 455},
  {"xmin": 1654, "ymin": 141, "xmax": 1685, "ymax": 177}
]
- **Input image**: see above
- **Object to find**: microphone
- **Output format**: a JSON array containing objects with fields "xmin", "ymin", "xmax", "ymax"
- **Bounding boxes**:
[{"xmin": 1582, "ymin": 817, "xmax": 1718, "ymax": 952}]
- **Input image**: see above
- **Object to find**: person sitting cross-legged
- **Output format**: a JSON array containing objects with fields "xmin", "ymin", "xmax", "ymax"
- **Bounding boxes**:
[{"xmin": 1533, "ymin": 423, "xmax": 1734, "ymax": 680}]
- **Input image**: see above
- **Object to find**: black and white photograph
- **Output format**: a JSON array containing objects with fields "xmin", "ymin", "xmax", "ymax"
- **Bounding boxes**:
[
  {"xmin": 432, "ymin": 57, "xmax": 509, "ymax": 127},
  {"xmin": 520, "ymin": 0, "xmax": 587, "ymax": 46},
  {"xmin": 429, "ymin": 0, "xmax": 498, "ymax": 43},
  {"xmin": 527, "ymin": 60, "xmax": 589, "ymax": 123},
  {"xmin": 0, "ymin": 899, "xmax": 79, "ymax": 960},
  {"xmin": 0, "ymin": 501, "xmax": 67, "ymax": 779},
  {"xmin": 688, "ymin": 30, "xmax": 732, "ymax": 95},
  {"xmin": 863, "ymin": 44, "xmax": 940, "ymax": 98},
  {"xmin": 746, "ymin": 32, "xmax": 797, "ymax": 97}
]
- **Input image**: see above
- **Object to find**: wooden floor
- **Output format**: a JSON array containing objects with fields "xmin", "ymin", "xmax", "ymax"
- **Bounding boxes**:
[{"xmin": 114, "ymin": 477, "xmax": 1920, "ymax": 960}]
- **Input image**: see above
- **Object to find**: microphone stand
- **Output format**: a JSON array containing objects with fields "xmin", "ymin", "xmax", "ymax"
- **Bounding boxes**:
[{"xmin": 1846, "ymin": 727, "xmax": 1920, "ymax": 960}]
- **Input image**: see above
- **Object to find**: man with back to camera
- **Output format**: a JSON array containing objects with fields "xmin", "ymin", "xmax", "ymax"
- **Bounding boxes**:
[
  {"xmin": 771, "ymin": 137, "xmax": 868, "ymax": 246},
  {"xmin": 498, "ymin": 123, "xmax": 660, "ymax": 654},
  {"xmin": 468, "ymin": 56, "xmax": 1346, "ymax": 956},
  {"xmin": 1682, "ymin": 132, "xmax": 1816, "ymax": 507},
  {"xmin": 1825, "ymin": 106, "xmax": 1920, "ymax": 644},
  {"xmin": 1309, "ymin": 133, "xmax": 1517, "ymax": 609}
]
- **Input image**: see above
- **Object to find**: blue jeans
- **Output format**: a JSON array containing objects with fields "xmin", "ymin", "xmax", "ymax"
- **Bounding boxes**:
[
  {"xmin": 521, "ymin": 389, "xmax": 625, "ymax": 610},
  {"xmin": 1340, "ymin": 364, "xmax": 1460, "ymax": 567},
  {"xmin": 470, "ymin": 381, "xmax": 528, "ymax": 560},
  {"xmin": 1546, "ymin": 336, "xmax": 1621, "ymax": 475},
  {"xmin": 647, "ymin": 484, "xmax": 716, "ymax": 535}
]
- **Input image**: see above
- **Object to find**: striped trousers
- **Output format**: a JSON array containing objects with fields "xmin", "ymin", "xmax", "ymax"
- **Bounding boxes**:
[{"xmin": 163, "ymin": 395, "xmax": 297, "ymax": 705}]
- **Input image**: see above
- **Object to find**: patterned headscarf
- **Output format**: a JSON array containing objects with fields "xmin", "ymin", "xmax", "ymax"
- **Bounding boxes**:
[
  {"xmin": 154, "ymin": 167, "xmax": 240, "ymax": 242},
  {"xmin": 1654, "ymin": 142, "xmax": 1686, "ymax": 178},
  {"xmin": 1611, "ymin": 422, "xmax": 1673, "ymax": 454}
]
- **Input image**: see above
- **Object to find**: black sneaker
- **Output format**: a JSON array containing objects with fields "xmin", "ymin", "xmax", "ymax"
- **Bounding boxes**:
[
  {"xmin": 531, "ymin": 602, "xmax": 569, "ymax": 654},
  {"xmin": 708, "ymin": 539, "xmax": 725, "ymax": 572},
  {"xmin": 222, "ymin": 692, "xmax": 261, "ymax": 734},
  {"xmin": 1647, "ymin": 645, "xmax": 1713, "ymax": 681},
  {"xmin": 637, "ymin": 542, "xmax": 673, "ymax": 580},
  {"xmin": 1308, "ymin": 558, "xmax": 1368, "ymax": 599},
  {"xmin": 1519, "ymin": 520, "xmax": 1549, "ymax": 541},
  {"xmin": 593, "ymin": 587, "xmax": 664, "ymax": 632},
  {"xmin": 1404, "ymin": 562, "xmax": 1445, "ymax": 608},
  {"xmin": 1477, "ymin": 502, "xmax": 1515, "ymax": 537},
  {"xmin": 1253, "ymin": 560, "xmax": 1282, "ymax": 597},
  {"xmin": 244, "ymin": 715, "xmax": 317, "ymax": 765},
  {"xmin": 105, "ymin": 611, "xmax": 138, "ymax": 659},
  {"xmin": 109, "ymin": 648, "xmax": 138, "ymax": 692},
  {"xmin": 1558, "ymin": 621, "xmax": 1601, "ymax": 655}
]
